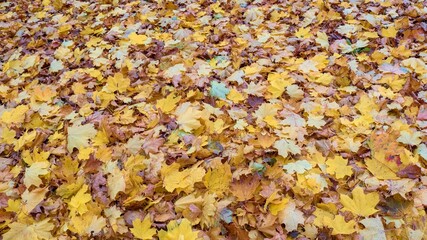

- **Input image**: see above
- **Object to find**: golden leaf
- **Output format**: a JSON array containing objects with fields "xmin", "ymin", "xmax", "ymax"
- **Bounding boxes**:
[{"xmin": 340, "ymin": 187, "xmax": 379, "ymax": 217}]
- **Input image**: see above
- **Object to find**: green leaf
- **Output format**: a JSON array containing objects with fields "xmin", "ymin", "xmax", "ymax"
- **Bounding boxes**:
[
  {"xmin": 397, "ymin": 130, "xmax": 422, "ymax": 146},
  {"xmin": 251, "ymin": 162, "xmax": 266, "ymax": 174},
  {"xmin": 220, "ymin": 208, "xmax": 233, "ymax": 223},
  {"xmin": 210, "ymin": 81, "xmax": 230, "ymax": 99},
  {"xmin": 417, "ymin": 144, "xmax": 427, "ymax": 161}
]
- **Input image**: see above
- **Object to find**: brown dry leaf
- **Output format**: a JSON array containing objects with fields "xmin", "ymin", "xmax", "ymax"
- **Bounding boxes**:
[{"xmin": 230, "ymin": 174, "xmax": 260, "ymax": 201}]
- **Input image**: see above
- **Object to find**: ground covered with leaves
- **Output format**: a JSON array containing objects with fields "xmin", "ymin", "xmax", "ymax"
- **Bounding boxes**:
[{"xmin": 1, "ymin": 0, "xmax": 427, "ymax": 239}]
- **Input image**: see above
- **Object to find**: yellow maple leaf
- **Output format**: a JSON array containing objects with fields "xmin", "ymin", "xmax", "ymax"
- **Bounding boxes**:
[
  {"xmin": 381, "ymin": 26, "xmax": 398, "ymax": 38},
  {"xmin": 77, "ymin": 147, "xmax": 92, "ymax": 160},
  {"xmin": 131, "ymin": 216, "xmax": 157, "ymax": 240},
  {"xmin": 269, "ymin": 198, "xmax": 289, "ymax": 215},
  {"xmin": 390, "ymin": 45, "xmax": 412, "ymax": 59},
  {"xmin": 161, "ymin": 163, "xmax": 205, "ymax": 193},
  {"xmin": 0, "ymin": 105, "xmax": 29, "ymax": 125},
  {"xmin": 311, "ymin": 54, "xmax": 329, "ymax": 70},
  {"xmin": 22, "ymin": 149, "xmax": 50, "ymax": 165},
  {"xmin": 309, "ymin": 72, "xmax": 334, "ymax": 85},
  {"xmin": 326, "ymin": 156, "xmax": 352, "ymax": 179},
  {"xmin": 401, "ymin": 57, "xmax": 427, "ymax": 74},
  {"xmin": 340, "ymin": 187, "xmax": 379, "ymax": 217},
  {"xmin": 244, "ymin": 63, "xmax": 262, "ymax": 75},
  {"xmin": 255, "ymin": 132, "xmax": 277, "ymax": 149},
  {"xmin": 68, "ymin": 185, "xmax": 92, "ymax": 216},
  {"xmin": 1, "ymin": 127, "xmax": 16, "ymax": 144},
  {"xmin": 21, "ymin": 55, "xmax": 38, "ymax": 69},
  {"xmin": 69, "ymin": 213, "xmax": 106, "ymax": 235},
  {"xmin": 270, "ymin": 10, "xmax": 286, "ymax": 22},
  {"xmin": 200, "ymin": 192, "xmax": 217, "ymax": 228},
  {"xmin": 33, "ymin": 85, "xmax": 57, "ymax": 102},
  {"xmin": 365, "ymin": 157, "xmax": 399, "ymax": 180},
  {"xmin": 3, "ymin": 218, "xmax": 54, "ymax": 240},
  {"xmin": 14, "ymin": 130, "xmax": 37, "ymax": 151},
  {"xmin": 22, "ymin": 187, "xmax": 48, "ymax": 214},
  {"xmin": 158, "ymin": 218, "xmax": 199, "ymax": 240},
  {"xmin": 105, "ymin": 72, "xmax": 130, "ymax": 93},
  {"xmin": 363, "ymin": 31, "xmax": 379, "ymax": 38},
  {"xmin": 93, "ymin": 130, "xmax": 110, "ymax": 147},
  {"xmin": 107, "ymin": 163, "xmax": 126, "ymax": 199},
  {"xmin": 175, "ymin": 194, "xmax": 204, "ymax": 212},
  {"xmin": 315, "ymin": 31, "xmax": 329, "ymax": 48},
  {"xmin": 114, "ymin": 108, "xmax": 137, "ymax": 124},
  {"xmin": 175, "ymin": 104, "xmax": 203, "ymax": 132},
  {"xmin": 56, "ymin": 178, "xmax": 84, "ymax": 199},
  {"xmin": 264, "ymin": 115, "xmax": 279, "ymax": 128},
  {"xmin": 128, "ymin": 32, "xmax": 149, "ymax": 45},
  {"xmin": 92, "ymin": 91, "xmax": 116, "ymax": 108},
  {"xmin": 156, "ymin": 93, "xmax": 181, "ymax": 113},
  {"xmin": 313, "ymin": 203, "xmax": 337, "ymax": 227},
  {"xmin": 52, "ymin": 0, "xmax": 63, "ymax": 10},
  {"xmin": 192, "ymin": 32, "xmax": 206, "ymax": 42},
  {"xmin": 327, "ymin": 215, "xmax": 356, "ymax": 235},
  {"xmin": 267, "ymin": 72, "xmax": 293, "ymax": 98},
  {"xmin": 355, "ymin": 94, "xmax": 379, "ymax": 115},
  {"xmin": 295, "ymin": 27, "xmax": 312, "ymax": 39},
  {"xmin": 67, "ymin": 123, "xmax": 97, "ymax": 152},
  {"xmin": 5, "ymin": 199, "xmax": 21, "ymax": 212},
  {"xmin": 227, "ymin": 88, "xmax": 245, "ymax": 102},
  {"xmin": 254, "ymin": 103, "xmax": 279, "ymax": 123},
  {"xmin": 203, "ymin": 160, "xmax": 232, "ymax": 197},
  {"xmin": 24, "ymin": 161, "xmax": 50, "ymax": 188},
  {"xmin": 72, "ymin": 82, "xmax": 86, "ymax": 94},
  {"xmin": 378, "ymin": 75, "xmax": 406, "ymax": 92}
]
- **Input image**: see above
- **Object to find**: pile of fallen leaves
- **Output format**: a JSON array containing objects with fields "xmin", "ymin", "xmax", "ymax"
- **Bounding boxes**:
[{"xmin": 1, "ymin": 0, "xmax": 427, "ymax": 239}]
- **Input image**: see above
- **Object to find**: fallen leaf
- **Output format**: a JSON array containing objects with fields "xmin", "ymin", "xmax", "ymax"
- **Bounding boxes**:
[
  {"xmin": 327, "ymin": 215, "xmax": 356, "ymax": 235},
  {"xmin": 230, "ymin": 174, "xmax": 260, "ymax": 201},
  {"xmin": 67, "ymin": 123, "xmax": 97, "ymax": 152},
  {"xmin": 340, "ymin": 187, "xmax": 379, "ymax": 217},
  {"xmin": 131, "ymin": 216, "xmax": 157, "ymax": 240},
  {"xmin": 158, "ymin": 218, "xmax": 199, "ymax": 240},
  {"xmin": 3, "ymin": 218, "xmax": 54, "ymax": 240},
  {"xmin": 359, "ymin": 217, "xmax": 386, "ymax": 240},
  {"xmin": 210, "ymin": 80, "xmax": 230, "ymax": 99},
  {"xmin": 278, "ymin": 201, "xmax": 304, "ymax": 232},
  {"xmin": 274, "ymin": 139, "xmax": 301, "ymax": 158}
]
